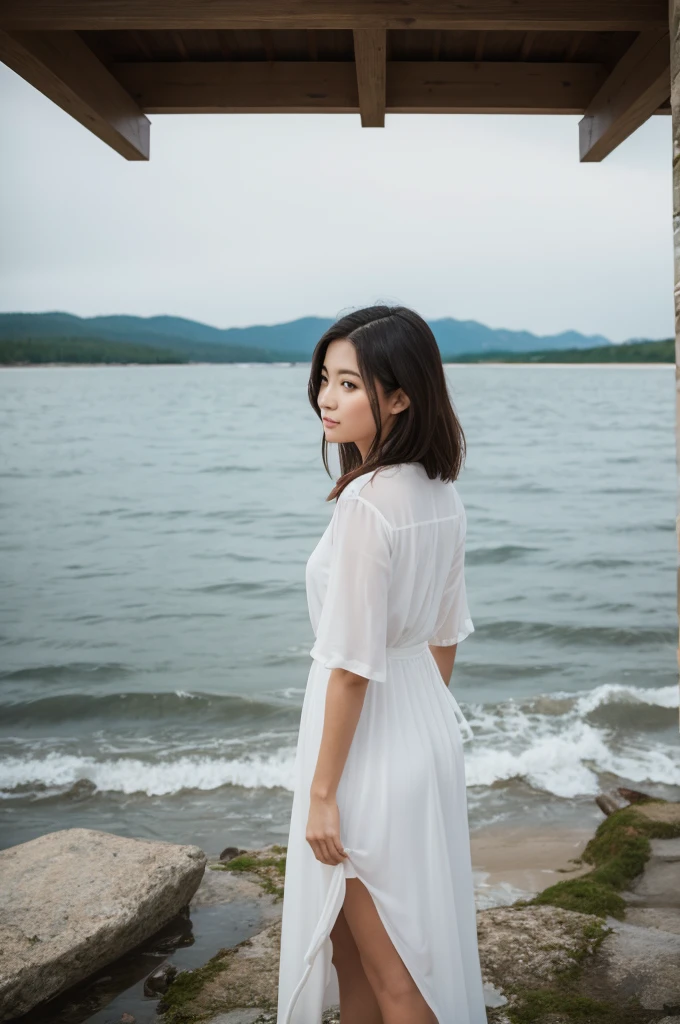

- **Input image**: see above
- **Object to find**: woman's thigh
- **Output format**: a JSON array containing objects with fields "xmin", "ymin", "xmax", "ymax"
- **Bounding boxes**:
[{"xmin": 341, "ymin": 877, "xmax": 421, "ymax": 999}]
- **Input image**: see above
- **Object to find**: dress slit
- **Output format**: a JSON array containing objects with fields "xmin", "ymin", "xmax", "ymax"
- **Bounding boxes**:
[
  {"xmin": 346, "ymin": 875, "xmax": 443, "ymax": 1024},
  {"xmin": 279, "ymin": 856, "xmax": 444, "ymax": 1024}
]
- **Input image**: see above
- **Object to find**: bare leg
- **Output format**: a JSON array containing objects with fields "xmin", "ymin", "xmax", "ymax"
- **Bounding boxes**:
[
  {"xmin": 342, "ymin": 878, "xmax": 438, "ymax": 1024},
  {"xmin": 330, "ymin": 906, "xmax": 384, "ymax": 1024}
]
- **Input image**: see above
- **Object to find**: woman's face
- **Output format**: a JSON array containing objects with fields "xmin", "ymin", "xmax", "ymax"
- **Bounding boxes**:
[{"xmin": 317, "ymin": 338, "xmax": 409, "ymax": 461}]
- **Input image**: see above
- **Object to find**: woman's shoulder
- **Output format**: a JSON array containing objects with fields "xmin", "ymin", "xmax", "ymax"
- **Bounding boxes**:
[
  {"xmin": 337, "ymin": 462, "xmax": 410, "ymax": 503},
  {"xmin": 339, "ymin": 462, "xmax": 463, "ymax": 528}
]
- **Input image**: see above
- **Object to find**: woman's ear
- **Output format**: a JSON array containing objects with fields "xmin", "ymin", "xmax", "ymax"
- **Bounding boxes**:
[{"xmin": 391, "ymin": 389, "xmax": 411, "ymax": 414}]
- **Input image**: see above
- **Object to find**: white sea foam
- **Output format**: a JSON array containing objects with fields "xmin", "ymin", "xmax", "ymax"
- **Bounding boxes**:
[
  {"xmin": 0, "ymin": 682, "xmax": 676, "ymax": 801},
  {"xmin": 0, "ymin": 749, "xmax": 297, "ymax": 798},
  {"xmin": 462, "ymin": 682, "xmax": 679, "ymax": 798}
]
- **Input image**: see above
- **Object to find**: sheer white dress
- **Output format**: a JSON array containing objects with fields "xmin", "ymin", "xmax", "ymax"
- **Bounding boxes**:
[{"xmin": 276, "ymin": 461, "xmax": 487, "ymax": 1024}]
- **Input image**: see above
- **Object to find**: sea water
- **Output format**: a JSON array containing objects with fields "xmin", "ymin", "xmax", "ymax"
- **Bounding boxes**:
[{"xmin": 1, "ymin": 363, "xmax": 677, "ymax": 855}]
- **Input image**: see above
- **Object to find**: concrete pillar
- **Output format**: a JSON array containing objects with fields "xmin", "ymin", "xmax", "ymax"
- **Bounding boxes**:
[{"xmin": 671, "ymin": 0, "xmax": 680, "ymax": 729}]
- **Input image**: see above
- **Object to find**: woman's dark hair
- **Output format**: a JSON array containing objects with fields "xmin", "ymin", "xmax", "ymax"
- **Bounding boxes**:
[{"xmin": 307, "ymin": 304, "xmax": 467, "ymax": 501}]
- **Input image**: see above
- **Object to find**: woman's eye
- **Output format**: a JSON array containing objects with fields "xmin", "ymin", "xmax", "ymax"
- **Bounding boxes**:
[{"xmin": 342, "ymin": 381, "xmax": 356, "ymax": 390}]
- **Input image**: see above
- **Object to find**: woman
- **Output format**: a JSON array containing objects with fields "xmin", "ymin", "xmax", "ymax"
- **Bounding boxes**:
[{"xmin": 276, "ymin": 305, "xmax": 487, "ymax": 1024}]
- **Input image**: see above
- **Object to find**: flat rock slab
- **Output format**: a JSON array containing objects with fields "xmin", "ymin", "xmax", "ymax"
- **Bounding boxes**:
[
  {"xmin": 0, "ymin": 828, "xmax": 206, "ymax": 1018},
  {"xmin": 476, "ymin": 904, "xmax": 605, "ymax": 994},
  {"xmin": 624, "ymin": 834, "xmax": 680, "ymax": 911},
  {"xmin": 582, "ymin": 917, "xmax": 680, "ymax": 1011}
]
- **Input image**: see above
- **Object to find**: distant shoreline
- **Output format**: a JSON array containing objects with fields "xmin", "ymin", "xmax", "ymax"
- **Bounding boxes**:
[{"xmin": 0, "ymin": 361, "xmax": 672, "ymax": 370}]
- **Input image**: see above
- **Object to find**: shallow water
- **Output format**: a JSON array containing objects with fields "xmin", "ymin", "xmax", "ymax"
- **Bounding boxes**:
[{"xmin": 1, "ymin": 363, "xmax": 678, "ymax": 856}]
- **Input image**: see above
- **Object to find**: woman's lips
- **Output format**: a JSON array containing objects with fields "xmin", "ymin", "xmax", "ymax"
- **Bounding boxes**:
[{"xmin": 322, "ymin": 418, "xmax": 339, "ymax": 427}]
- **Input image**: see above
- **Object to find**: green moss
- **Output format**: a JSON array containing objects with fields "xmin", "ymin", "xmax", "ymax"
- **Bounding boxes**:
[
  {"xmin": 158, "ymin": 944, "xmax": 241, "ymax": 1024},
  {"xmin": 506, "ymin": 989, "xmax": 647, "ymax": 1024},
  {"xmin": 529, "ymin": 878, "xmax": 627, "ymax": 920},
  {"xmin": 502, "ymin": 918, "xmax": 649, "ymax": 1023},
  {"xmin": 218, "ymin": 854, "xmax": 286, "ymax": 876},
  {"xmin": 208, "ymin": 850, "xmax": 287, "ymax": 901},
  {"xmin": 523, "ymin": 800, "xmax": 680, "ymax": 920}
]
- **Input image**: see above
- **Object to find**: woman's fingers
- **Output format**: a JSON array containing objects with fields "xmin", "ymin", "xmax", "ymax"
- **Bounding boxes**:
[
  {"xmin": 334, "ymin": 837, "xmax": 348, "ymax": 860},
  {"xmin": 318, "ymin": 838, "xmax": 338, "ymax": 864},
  {"xmin": 308, "ymin": 836, "xmax": 343, "ymax": 865}
]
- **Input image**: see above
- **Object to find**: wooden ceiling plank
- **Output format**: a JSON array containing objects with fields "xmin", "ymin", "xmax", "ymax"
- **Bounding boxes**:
[
  {"xmin": 564, "ymin": 31, "xmax": 583, "ymax": 61},
  {"xmin": 110, "ymin": 59, "xmax": 606, "ymax": 114},
  {"xmin": 519, "ymin": 31, "xmax": 535, "ymax": 59},
  {"xmin": 353, "ymin": 28, "xmax": 386, "ymax": 125},
  {"xmin": 260, "ymin": 28, "xmax": 276, "ymax": 60},
  {"xmin": 0, "ymin": 29, "xmax": 149, "ymax": 158},
  {"xmin": 0, "ymin": 1, "xmax": 667, "ymax": 32},
  {"xmin": 432, "ymin": 29, "xmax": 442, "ymax": 61},
  {"xmin": 307, "ymin": 29, "xmax": 318, "ymax": 61},
  {"xmin": 579, "ymin": 29, "xmax": 671, "ymax": 161}
]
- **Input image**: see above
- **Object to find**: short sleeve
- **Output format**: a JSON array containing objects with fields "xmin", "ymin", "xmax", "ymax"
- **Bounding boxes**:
[
  {"xmin": 309, "ymin": 494, "xmax": 392, "ymax": 682},
  {"xmin": 429, "ymin": 513, "xmax": 474, "ymax": 647}
]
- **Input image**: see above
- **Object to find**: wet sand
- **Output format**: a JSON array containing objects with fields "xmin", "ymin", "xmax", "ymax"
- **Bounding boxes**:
[{"xmin": 470, "ymin": 824, "xmax": 593, "ymax": 906}]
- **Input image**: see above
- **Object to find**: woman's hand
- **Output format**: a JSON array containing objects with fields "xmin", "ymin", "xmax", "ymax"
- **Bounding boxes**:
[{"xmin": 306, "ymin": 792, "xmax": 349, "ymax": 865}]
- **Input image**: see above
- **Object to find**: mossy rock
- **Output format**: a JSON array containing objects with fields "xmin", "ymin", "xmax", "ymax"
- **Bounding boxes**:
[
  {"xmin": 159, "ymin": 919, "xmax": 281, "ymax": 1024},
  {"xmin": 209, "ymin": 845, "xmax": 287, "ymax": 902},
  {"xmin": 522, "ymin": 800, "xmax": 680, "ymax": 920}
]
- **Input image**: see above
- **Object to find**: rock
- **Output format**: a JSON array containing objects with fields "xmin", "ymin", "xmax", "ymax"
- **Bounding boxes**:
[
  {"xmin": 0, "ymin": 827, "xmax": 206, "ymax": 1018},
  {"xmin": 220, "ymin": 846, "xmax": 247, "ymax": 862},
  {"xmin": 595, "ymin": 790, "xmax": 628, "ymax": 817},
  {"xmin": 581, "ymin": 917, "xmax": 680, "ymax": 1010},
  {"xmin": 650, "ymin": 837, "xmax": 680, "ymax": 862},
  {"xmin": 634, "ymin": 800, "xmax": 680, "ymax": 826},
  {"xmin": 191, "ymin": 857, "xmax": 282, "ymax": 917},
  {"xmin": 624, "ymin": 906, "xmax": 680, "ymax": 934},
  {"xmin": 616, "ymin": 787, "xmax": 654, "ymax": 804},
  {"xmin": 476, "ymin": 904, "xmax": 607, "ymax": 995},
  {"xmin": 622, "ymin": 835, "xmax": 680, "ymax": 911},
  {"xmin": 144, "ymin": 962, "xmax": 178, "ymax": 996}
]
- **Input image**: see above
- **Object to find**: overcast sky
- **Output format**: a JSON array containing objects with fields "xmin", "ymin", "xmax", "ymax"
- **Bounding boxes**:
[{"xmin": 0, "ymin": 63, "xmax": 673, "ymax": 342}]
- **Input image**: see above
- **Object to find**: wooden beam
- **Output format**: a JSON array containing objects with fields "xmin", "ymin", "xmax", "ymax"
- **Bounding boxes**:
[
  {"xmin": 353, "ymin": 29, "xmax": 386, "ymax": 126},
  {"xmin": 386, "ymin": 61, "xmax": 607, "ymax": 114},
  {"xmin": 579, "ymin": 29, "xmax": 671, "ymax": 161},
  {"xmin": 0, "ymin": 30, "xmax": 149, "ymax": 159},
  {"xmin": 111, "ymin": 61, "xmax": 607, "ymax": 115},
  {"xmin": 112, "ymin": 61, "xmax": 359, "ymax": 113},
  {"xmin": 0, "ymin": 1, "xmax": 667, "ymax": 32}
]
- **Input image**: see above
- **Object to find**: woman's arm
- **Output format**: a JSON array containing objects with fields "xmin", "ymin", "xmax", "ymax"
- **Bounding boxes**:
[
  {"xmin": 428, "ymin": 642, "xmax": 458, "ymax": 687},
  {"xmin": 307, "ymin": 667, "xmax": 368, "ymax": 866}
]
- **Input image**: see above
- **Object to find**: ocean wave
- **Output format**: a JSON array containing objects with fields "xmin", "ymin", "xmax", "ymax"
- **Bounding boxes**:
[
  {"xmin": 467, "ymin": 545, "xmax": 540, "ymax": 566},
  {"xmin": 0, "ymin": 749, "xmax": 297, "ymax": 798},
  {"xmin": 0, "ymin": 689, "xmax": 301, "ymax": 726},
  {"xmin": 0, "ymin": 683, "xmax": 676, "ymax": 803},
  {"xmin": 461, "ymin": 682, "xmax": 679, "ymax": 798},
  {"xmin": 0, "ymin": 662, "xmax": 136, "ymax": 684},
  {"xmin": 481, "ymin": 620, "xmax": 674, "ymax": 648},
  {"xmin": 463, "ymin": 718, "xmax": 680, "ymax": 798}
]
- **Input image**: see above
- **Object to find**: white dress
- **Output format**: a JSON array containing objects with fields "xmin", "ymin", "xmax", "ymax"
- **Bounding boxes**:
[{"xmin": 277, "ymin": 461, "xmax": 487, "ymax": 1024}]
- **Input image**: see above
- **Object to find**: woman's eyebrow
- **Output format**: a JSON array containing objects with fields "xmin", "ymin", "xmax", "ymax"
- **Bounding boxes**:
[{"xmin": 321, "ymin": 365, "xmax": 362, "ymax": 378}]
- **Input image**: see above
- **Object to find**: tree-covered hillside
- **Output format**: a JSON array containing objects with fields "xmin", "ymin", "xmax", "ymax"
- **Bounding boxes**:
[{"xmin": 449, "ymin": 338, "xmax": 673, "ymax": 364}]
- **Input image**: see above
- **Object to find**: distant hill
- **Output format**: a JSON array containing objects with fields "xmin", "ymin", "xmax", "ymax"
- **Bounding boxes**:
[
  {"xmin": 0, "ymin": 311, "xmax": 617, "ymax": 362},
  {"xmin": 0, "ymin": 336, "xmax": 190, "ymax": 366},
  {"xmin": 450, "ymin": 338, "xmax": 673, "ymax": 364}
]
